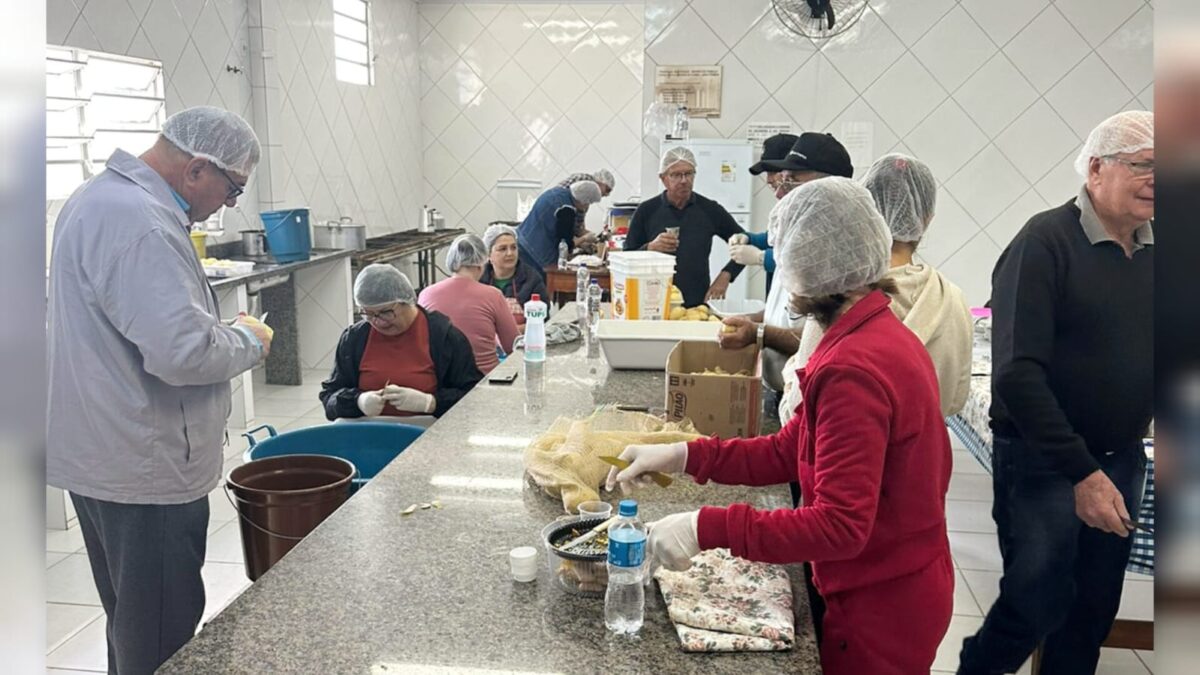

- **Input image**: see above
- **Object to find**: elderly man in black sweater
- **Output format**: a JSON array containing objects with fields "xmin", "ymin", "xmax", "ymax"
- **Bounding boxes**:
[
  {"xmin": 623, "ymin": 146, "xmax": 745, "ymax": 306},
  {"xmin": 959, "ymin": 111, "xmax": 1154, "ymax": 675}
]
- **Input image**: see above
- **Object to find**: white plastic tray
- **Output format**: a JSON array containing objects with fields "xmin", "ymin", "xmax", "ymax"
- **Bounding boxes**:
[
  {"xmin": 203, "ymin": 260, "xmax": 255, "ymax": 278},
  {"xmin": 706, "ymin": 298, "xmax": 766, "ymax": 318},
  {"xmin": 596, "ymin": 319, "xmax": 720, "ymax": 370}
]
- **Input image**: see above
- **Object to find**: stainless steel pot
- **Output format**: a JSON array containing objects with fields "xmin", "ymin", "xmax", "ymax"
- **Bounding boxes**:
[
  {"xmin": 312, "ymin": 217, "xmax": 367, "ymax": 251},
  {"xmin": 240, "ymin": 230, "xmax": 267, "ymax": 256}
]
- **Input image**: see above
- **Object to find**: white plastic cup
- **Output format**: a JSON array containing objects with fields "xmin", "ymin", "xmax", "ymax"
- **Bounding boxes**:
[
  {"xmin": 577, "ymin": 501, "xmax": 613, "ymax": 520},
  {"xmin": 510, "ymin": 546, "xmax": 538, "ymax": 582}
]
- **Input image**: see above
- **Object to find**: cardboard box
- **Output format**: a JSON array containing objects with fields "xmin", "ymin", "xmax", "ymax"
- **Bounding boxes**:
[{"xmin": 664, "ymin": 341, "xmax": 762, "ymax": 438}]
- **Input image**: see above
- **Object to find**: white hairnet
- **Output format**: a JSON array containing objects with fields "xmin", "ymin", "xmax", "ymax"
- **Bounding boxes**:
[
  {"xmin": 162, "ymin": 106, "xmax": 261, "ymax": 176},
  {"xmin": 446, "ymin": 234, "xmax": 488, "ymax": 272},
  {"xmin": 354, "ymin": 264, "xmax": 416, "ymax": 307},
  {"xmin": 862, "ymin": 153, "xmax": 937, "ymax": 243},
  {"xmin": 660, "ymin": 146, "xmax": 697, "ymax": 174},
  {"xmin": 1074, "ymin": 110, "xmax": 1154, "ymax": 177},
  {"xmin": 570, "ymin": 180, "xmax": 602, "ymax": 205},
  {"xmin": 593, "ymin": 169, "xmax": 616, "ymax": 189},
  {"xmin": 483, "ymin": 223, "xmax": 518, "ymax": 252},
  {"xmin": 776, "ymin": 177, "xmax": 891, "ymax": 298}
]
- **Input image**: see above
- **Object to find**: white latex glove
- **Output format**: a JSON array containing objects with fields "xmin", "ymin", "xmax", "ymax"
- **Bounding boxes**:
[
  {"xmin": 382, "ymin": 385, "xmax": 436, "ymax": 414},
  {"xmin": 604, "ymin": 441, "xmax": 689, "ymax": 493},
  {"xmin": 729, "ymin": 243, "xmax": 765, "ymax": 266},
  {"xmin": 357, "ymin": 390, "xmax": 385, "ymax": 417},
  {"xmin": 729, "ymin": 233, "xmax": 750, "ymax": 246},
  {"xmin": 648, "ymin": 511, "xmax": 701, "ymax": 571}
]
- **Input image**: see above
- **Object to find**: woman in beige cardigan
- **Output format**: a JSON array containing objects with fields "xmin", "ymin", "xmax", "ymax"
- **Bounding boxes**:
[{"xmin": 778, "ymin": 153, "xmax": 973, "ymax": 423}]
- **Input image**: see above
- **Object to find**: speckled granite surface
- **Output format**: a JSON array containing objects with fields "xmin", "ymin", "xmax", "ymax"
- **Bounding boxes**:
[{"xmin": 161, "ymin": 336, "xmax": 821, "ymax": 674}]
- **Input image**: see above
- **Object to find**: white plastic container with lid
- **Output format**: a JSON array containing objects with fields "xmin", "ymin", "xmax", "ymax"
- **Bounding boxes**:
[{"xmin": 607, "ymin": 251, "xmax": 676, "ymax": 321}]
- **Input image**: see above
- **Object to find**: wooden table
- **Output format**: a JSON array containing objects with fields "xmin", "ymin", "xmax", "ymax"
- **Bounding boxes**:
[{"xmin": 544, "ymin": 264, "xmax": 611, "ymax": 308}]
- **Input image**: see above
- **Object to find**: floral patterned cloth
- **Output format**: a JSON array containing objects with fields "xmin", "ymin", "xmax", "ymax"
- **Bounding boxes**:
[{"xmin": 653, "ymin": 549, "xmax": 795, "ymax": 652}]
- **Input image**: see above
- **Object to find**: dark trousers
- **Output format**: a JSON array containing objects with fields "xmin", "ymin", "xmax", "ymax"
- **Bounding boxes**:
[
  {"xmin": 957, "ymin": 436, "xmax": 1146, "ymax": 675},
  {"xmin": 71, "ymin": 493, "xmax": 209, "ymax": 675}
]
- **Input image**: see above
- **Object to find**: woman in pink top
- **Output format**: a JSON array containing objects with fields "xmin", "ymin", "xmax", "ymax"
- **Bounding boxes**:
[{"xmin": 418, "ymin": 234, "xmax": 518, "ymax": 374}]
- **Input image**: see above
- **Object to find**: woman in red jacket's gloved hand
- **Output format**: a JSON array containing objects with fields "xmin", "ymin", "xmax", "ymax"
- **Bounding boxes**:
[{"xmin": 613, "ymin": 178, "xmax": 954, "ymax": 675}]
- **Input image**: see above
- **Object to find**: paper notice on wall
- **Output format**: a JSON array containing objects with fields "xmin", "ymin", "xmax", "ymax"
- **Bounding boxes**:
[
  {"xmin": 720, "ymin": 161, "xmax": 736, "ymax": 182},
  {"xmin": 654, "ymin": 65, "xmax": 723, "ymax": 118},
  {"xmin": 839, "ymin": 121, "xmax": 874, "ymax": 168},
  {"xmin": 747, "ymin": 123, "xmax": 793, "ymax": 146}
]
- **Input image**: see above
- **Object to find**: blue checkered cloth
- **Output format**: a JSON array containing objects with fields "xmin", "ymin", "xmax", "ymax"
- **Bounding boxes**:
[{"xmin": 947, "ymin": 415, "xmax": 1155, "ymax": 577}]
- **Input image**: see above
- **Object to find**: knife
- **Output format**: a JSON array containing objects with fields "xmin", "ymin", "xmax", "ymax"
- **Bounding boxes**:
[
  {"xmin": 598, "ymin": 455, "xmax": 673, "ymax": 488},
  {"xmin": 1123, "ymin": 518, "xmax": 1155, "ymax": 535},
  {"xmin": 560, "ymin": 515, "xmax": 618, "ymax": 551}
]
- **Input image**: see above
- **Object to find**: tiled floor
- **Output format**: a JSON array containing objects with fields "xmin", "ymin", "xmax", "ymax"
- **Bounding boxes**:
[{"xmin": 44, "ymin": 382, "xmax": 1154, "ymax": 673}]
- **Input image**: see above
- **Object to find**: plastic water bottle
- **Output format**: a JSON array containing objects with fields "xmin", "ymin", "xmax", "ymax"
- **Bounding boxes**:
[
  {"xmin": 576, "ymin": 264, "xmax": 590, "ymax": 323},
  {"xmin": 558, "ymin": 240, "xmax": 570, "ymax": 268},
  {"xmin": 587, "ymin": 279, "xmax": 603, "ymax": 334},
  {"xmin": 605, "ymin": 499, "xmax": 648, "ymax": 635},
  {"xmin": 523, "ymin": 293, "xmax": 547, "ymax": 362}
]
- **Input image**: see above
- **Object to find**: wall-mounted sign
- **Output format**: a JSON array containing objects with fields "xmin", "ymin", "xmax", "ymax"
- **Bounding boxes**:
[
  {"xmin": 747, "ymin": 122, "xmax": 794, "ymax": 145},
  {"xmin": 654, "ymin": 65, "xmax": 723, "ymax": 118}
]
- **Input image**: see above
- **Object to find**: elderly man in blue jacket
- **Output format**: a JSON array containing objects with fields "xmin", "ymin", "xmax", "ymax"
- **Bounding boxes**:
[
  {"xmin": 47, "ymin": 106, "xmax": 273, "ymax": 674},
  {"xmin": 516, "ymin": 180, "xmax": 603, "ymax": 276}
]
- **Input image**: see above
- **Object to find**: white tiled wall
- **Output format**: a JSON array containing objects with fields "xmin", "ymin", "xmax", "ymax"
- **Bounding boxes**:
[
  {"xmin": 48, "ymin": 0, "xmax": 262, "ymax": 239},
  {"xmin": 253, "ymin": 0, "xmax": 423, "ymax": 237},
  {"xmin": 419, "ymin": 2, "xmax": 645, "ymax": 237},
  {"xmin": 48, "ymin": 0, "xmax": 423, "ymax": 241},
  {"xmin": 641, "ymin": 0, "xmax": 1153, "ymax": 305}
]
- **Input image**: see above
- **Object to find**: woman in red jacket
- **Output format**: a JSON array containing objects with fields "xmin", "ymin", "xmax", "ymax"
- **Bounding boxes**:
[{"xmin": 607, "ymin": 177, "xmax": 954, "ymax": 675}]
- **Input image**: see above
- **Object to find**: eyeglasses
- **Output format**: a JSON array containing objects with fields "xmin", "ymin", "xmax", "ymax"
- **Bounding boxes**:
[
  {"xmin": 1103, "ymin": 156, "xmax": 1154, "ymax": 178},
  {"xmin": 358, "ymin": 306, "xmax": 397, "ymax": 322},
  {"xmin": 210, "ymin": 162, "xmax": 245, "ymax": 199},
  {"xmin": 664, "ymin": 171, "xmax": 696, "ymax": 182}
]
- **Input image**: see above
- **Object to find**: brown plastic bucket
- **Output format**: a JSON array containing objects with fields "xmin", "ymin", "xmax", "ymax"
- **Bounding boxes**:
[{"xmin": 225, "ymin": 454, "xmax": 355, "ymax": 581}]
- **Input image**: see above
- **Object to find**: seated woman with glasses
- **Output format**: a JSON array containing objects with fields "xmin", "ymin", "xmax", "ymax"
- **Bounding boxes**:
[
  {"xmin": 418, "ymin": 234, "xmax": 519, "ymax": 375},
  {"xmin": 319, "ymin": 264, "xmax": 482, "ymax": 425}
]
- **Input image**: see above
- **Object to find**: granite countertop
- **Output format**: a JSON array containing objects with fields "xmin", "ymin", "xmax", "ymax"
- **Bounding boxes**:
[
  {"xmin": 208, "ymin": 248, "xmax": 357, "ymax": 290},
  {"xmin": 161, "ymin": 336, "xmax": 821, "ymax": 674}
]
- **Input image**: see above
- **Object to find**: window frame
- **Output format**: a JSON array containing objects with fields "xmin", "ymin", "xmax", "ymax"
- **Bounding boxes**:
[{"xmin": 333, "ymin": 0, "xmax": 374, "ymax": 86}]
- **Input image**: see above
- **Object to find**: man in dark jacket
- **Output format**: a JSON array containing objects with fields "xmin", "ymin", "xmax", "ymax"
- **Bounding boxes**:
[
  {"xmin": 516, "ymin": 181, "xmax": 603, "ymax": 275},
  {"xmin": 319, "ymin": 264, "xmax": 481, "ymax": 421},
  {"xmin": 623, "ymin": 146, "xmax": 745, "ymax": 307}
]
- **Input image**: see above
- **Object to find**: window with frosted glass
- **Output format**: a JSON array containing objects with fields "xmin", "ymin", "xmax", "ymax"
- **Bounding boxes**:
[
  {"xmin": 333, "ymin": 0, "xmax": 374, "ymax": 86},
  {"xmin": 46, "ymin": 46, "xmax": 165, "ymax": 200}
]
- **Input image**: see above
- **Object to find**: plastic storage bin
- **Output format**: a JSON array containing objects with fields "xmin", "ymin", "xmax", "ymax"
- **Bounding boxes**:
[
  {"xmin": 596, "ymin": 319, "xmax": 720, "ymax": 370},
  {"xmin": 243, "ymin": 422, "xmax": 424, "ymax": 492},
  {"xmin": 607, "ymin": 251, "xmax": 676, "ymax": 321}
]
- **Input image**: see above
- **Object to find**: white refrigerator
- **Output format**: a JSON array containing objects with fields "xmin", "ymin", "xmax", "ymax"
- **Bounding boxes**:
[{"xmin": 667, "ymin": 139, "xmax": 756, "ymax": 301}]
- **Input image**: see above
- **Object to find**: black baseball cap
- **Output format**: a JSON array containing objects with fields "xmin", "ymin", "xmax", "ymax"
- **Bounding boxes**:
[
  {"xmin": 749, "ymin": 133, "xmax": 800, "ymax": 175},
  {"xmin": 758, "ymin": 132, "xmax": 854, "ymax": 178}
]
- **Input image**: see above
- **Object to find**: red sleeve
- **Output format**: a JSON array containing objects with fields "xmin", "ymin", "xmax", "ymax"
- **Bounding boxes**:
[
  {"xmin": 685, "ymin": 413, "xmax": 801, "ymax": 486},
  {"xmin": 696, "ymin": 365, "xmax": 892, "ymax": 564}
]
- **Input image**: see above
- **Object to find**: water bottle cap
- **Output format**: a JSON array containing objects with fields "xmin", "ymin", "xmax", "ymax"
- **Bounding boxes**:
[
  {"xmin": 618, "ymin": 499, "xmax": 637, "ymax": 517},
  {"xmin": 590, "ymin": 279, "xmax": 600, "ymax": 285},
  {"xmin": 531, "ymin": 293, "xmax": 540, "ymax": 302}
]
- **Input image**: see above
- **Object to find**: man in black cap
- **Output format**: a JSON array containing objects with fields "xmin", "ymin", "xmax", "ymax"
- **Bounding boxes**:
[{"xmin": 720, "ymin": 132, "xmax": 854, "ymax": 391}]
